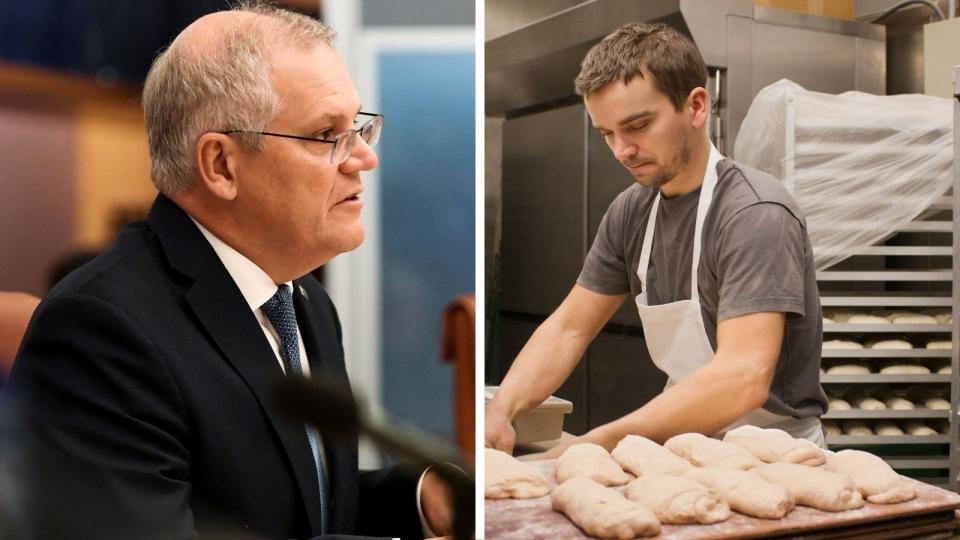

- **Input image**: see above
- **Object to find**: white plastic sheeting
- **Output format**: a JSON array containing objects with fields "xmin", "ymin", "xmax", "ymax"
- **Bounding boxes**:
[{"xmin": 734, "ymin": 79, "xmax": 953, "ymax": 271}]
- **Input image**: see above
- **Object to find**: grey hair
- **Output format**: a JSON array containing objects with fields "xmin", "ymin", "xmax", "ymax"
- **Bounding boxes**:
[{"xmin": 142, "ymin": 1, "xmax": 335, "ymax": 194}]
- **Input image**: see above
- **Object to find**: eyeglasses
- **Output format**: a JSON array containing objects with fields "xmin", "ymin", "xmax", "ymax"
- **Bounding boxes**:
[{"xmin": 220, "ymin": 112, "xmax": 383, "ymax": 165}]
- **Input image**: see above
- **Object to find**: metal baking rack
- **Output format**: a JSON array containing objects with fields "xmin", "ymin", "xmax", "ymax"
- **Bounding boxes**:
[{"xmin": 809, "ymin": 71, "xmax": 960, "ymax": 490}]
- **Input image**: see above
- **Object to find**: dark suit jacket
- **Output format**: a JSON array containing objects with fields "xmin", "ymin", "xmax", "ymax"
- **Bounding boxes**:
[{"xmin": 6, "ymin": 195, "xmax": 424, "ymax": 540}]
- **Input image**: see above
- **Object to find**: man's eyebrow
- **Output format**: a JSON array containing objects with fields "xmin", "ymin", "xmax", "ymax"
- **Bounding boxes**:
[
  {"xmin": 616, "ymin": 111, "xmax": 655, "ymax": 126},
  {"xmin": 591, "ymin": 110, "xmax": 656, "ymax": 130}
]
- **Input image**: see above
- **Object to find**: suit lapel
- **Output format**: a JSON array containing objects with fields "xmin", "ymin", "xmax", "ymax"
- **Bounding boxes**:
[{"xmin": 147, "ymin": 195, "xmax": 325, "ymax": 536}]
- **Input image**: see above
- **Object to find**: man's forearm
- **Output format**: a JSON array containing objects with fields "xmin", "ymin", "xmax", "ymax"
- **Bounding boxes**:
[
  {"xmin": 589, "ymin": 352, "xmax": 772, "ymax": 447},
  {"xmin": 488, "ymin": 316, "xmax": 592, "ymax": 420}
]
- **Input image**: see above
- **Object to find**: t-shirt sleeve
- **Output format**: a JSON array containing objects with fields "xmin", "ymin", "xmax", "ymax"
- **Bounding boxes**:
[
  {"xmin": 715, "ymin": 203, "xmax": 807, "ymax": 321},
  {"xmin": 577, "ymin": 194, "xmax": 632, "ymax": 295}
]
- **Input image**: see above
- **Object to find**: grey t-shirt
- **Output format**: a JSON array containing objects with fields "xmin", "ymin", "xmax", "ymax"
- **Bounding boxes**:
[{"xmin": 578, "ymin": 159, "xmax": 827, "ymax": 419}]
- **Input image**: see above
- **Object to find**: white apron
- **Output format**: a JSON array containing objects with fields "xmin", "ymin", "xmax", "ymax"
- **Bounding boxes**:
[{"xmin": 634, "ymin": 143, "xmax": 824, "ymax": 447}]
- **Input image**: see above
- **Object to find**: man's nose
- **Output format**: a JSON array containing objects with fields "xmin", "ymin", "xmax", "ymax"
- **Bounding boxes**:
[
  {"xmin": 611, "ymin": 135, "xmax": 637, "ymax": 162},
  {"xmin": 339, "ymin": 133, "xmax": 379, "ymax": 173}
]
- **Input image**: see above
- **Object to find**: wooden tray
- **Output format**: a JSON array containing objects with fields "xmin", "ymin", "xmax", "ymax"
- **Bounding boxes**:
[{"xmin": 485, "ymin": 460, "xmax": 960, "ymax": 539}]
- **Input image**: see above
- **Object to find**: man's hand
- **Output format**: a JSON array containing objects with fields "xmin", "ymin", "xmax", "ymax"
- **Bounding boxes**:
[
  {"xmin": 484, "ymin": 405, "xmax": 516, "ymax": 453},
  {"xmin": 420, "ymin": 468, "xmax": 454, "ymax": 537}
]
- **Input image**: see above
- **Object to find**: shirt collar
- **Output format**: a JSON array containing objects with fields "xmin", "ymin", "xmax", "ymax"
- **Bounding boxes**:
[{"xmin": 190, "ymin": 217, "xmax": 292, "ymax": 311}]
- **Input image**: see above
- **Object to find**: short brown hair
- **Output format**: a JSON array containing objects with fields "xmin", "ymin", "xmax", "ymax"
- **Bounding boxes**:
[{"xmin": 574, "ymin": 22, "xmax": 706, "ymax": 111}]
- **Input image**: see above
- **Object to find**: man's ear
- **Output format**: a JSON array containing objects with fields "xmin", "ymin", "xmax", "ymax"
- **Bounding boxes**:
[
  {"xmin": 195, "ymin": 133, "xmax": 240, "ymax": 201},
  {"xmin": 686, "ymin": 87, "xmax": 709, "ymax": 131}
]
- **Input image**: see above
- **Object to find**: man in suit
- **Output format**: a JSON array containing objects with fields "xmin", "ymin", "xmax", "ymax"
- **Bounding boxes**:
[{"xmin": 6, "ymin": 4, "xmax": 455, "ymax": 539}]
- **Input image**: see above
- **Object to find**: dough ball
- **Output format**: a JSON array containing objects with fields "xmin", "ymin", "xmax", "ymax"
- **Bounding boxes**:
[
  {"xmin": 847, "ymin": 314, "xmax": 890, "ymax": 324},
  {"xmin": 843, "ymin": 388, "xmax": 885, "ymax": 410},
  {"xmin": 926, "ymin": 340, "xmax": 951, "ymax": 350},
  {"xmin": 886, "ymin": 312, "xmax": 938, "ymax": 324},
  {"xmin": 823, "ymin": 317, "xmax": 835, "ymax": 324},
  {"xmin": 937, "ymin": 363, "xmax": 951, "ymax": 374},
  {"xmin": 875, "ymin": 421, "xmax": 903, "ymax": 436},
  {"xmin": 721, "ymin": 425, "xmax": 825, "ymax": 466},
  {"xmin": 868, "ymin": 339, "xmax": 913, "ymax": 350},
  {"xmin": 664, "ymin": 433, "xmax": 764, "ymax": 470},
  {"xmin": 904, "ymin": 421, "xmax": 937, "ymax": 436},
  {"xmin": 611, "ymin": 435, "xmax": 694, "ymax": 477},
  {"xmin": 753, "ymin": 462, "xmax": 864, "ymax": 512},
  {"xmin": 556, "ymin": 443, "xmax": 630, "ymax": 486},
  {"xmin": 827, "ymin": 364, "xmax": 871, "ymax": 374},
  {"xmin": 823, "ymin": 339, "xmax": 864, "ymax": 350},
  {"xmin": 933, "ymin": 312, "xmax": 952, "ymax": 325},
  {"xmin": 552, "ymin": 477, "xmax": 661, "ymax": 539},
  {"xmin": 825, "ymin": 450, "xmax": 916, "ymax": 504},
  {"xmin": 872, "ymin": 388, "xmax": 914, "ymax": 410},
  {"xmin": 879, "ymin": 364, "xmax": 930, "ymax": 375},
  {"xmin": 828, "ymin": 397, "xmax": 851, "ymax": 411},
  {"xmin": 824, "ymin": 311, "xmax": 852, "ymax": 323},
  {"xmin": 904, "ymin": 387, "xmax": 949, "ymax": 409},
  {"xmin": 624, "ymin": 474, "xmax": 730, "ymax": 525},
  {"xmin": 485, "ymin": 448, "xmax": 551, "ymax": 499},
  {"xmin": 841, "ymin": 421, "xmax": 873, "ymax": 436},
  {"xmin": 683, "ymin": 467, "xmax": 795, "ymax": 519}
]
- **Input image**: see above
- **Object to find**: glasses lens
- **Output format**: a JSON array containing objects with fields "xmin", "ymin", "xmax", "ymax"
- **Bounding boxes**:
[
  {"xmin": 332, "ymin": 129, "xmax": 356, "ymax": 165},
  {"xmin": 360, "ymin": 116, "xmax": 383, "ymax": 147}
]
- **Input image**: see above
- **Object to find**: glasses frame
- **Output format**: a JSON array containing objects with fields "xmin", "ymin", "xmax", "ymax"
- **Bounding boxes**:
[{"xmin": 220, "ymin": 111, "xmax": 383, "ymax": 165}]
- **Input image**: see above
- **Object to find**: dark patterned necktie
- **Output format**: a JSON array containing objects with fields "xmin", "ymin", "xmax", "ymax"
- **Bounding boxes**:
[{"xmin": 261, "ymin": 284, "xmax": 330, "ymax": 535}]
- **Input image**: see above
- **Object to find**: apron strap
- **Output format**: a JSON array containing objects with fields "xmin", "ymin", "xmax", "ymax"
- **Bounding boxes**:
[
  {"xmin": 636, "ymin": 195, "xmax": 661, "ymax": 300},
  {"xmin": 636, "ymin": 142, "xmax": 724, "ymax": 305},
  {"xmin": 691, "ymin": 146, "xmax": 722, "ymax": 304}
]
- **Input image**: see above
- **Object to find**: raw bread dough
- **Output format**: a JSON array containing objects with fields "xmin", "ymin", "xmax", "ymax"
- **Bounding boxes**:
[
  {"xmin": 844, "ymin": 388, "xmax": 885, "ymax": 410},
  {"xmin": 846, "ymin": 390, "xmax": 886, "ymax": 410},
  {"xmin": 485, "ymin": 448, "xmax": 551, "ymax": 499},
  {"xmin": 664, "ymin": 433, "xmax": 764, "ymax": 470},
  {"xmin": 823, "ymin": 311, "xmax": 851, "ymax": 323},
  {"xmin": 847, "ymin": 314, "xmax": 890, "ymax": 324},
  {"xmin": 868, "ymin": 339, "xmax": 913, "ymax": 350},
  {"xmin": 823, "ymin": 317, "xmax": 835, "ymax": 324},
  {"xmin": 611, "ymin": 435, "xmax": 693, "ymax": 477},
  {"xmin": 826, "ymin": 364, "xmax": 871, "ymax": 375},
  {"xmin": 823, "ymin": 339, "xmax": 864, "ymax": 350},
  {"xmin": 875, "ymin": 421, "xmax": 903, "ymax": 436},
  {"xmin": 841, "ymin": 421, "xmax": 873, "ymax": 436},
  {"xmin": 753, "ymin": 463, "xmax": 864, "ymax": 512},
  {"xmin": 879, "ymin": 364, "xmax": 930, "ymax": 375},
  {"xmin": 684, "ymin": 467, "xmax": 795, "ymax": 519},
  {"xmin": 824, "ymin": 449, "xmax": 916, "ymax": 504},
  {"xmin": 873, "ymin": 389, "xmax": 914, "ymax": 410},
  {"xmin": 904, "ymin": 420, "xmax": 937, "ymax": 436},
  {"xmin": 937, "ymin": 364, "xmax": 951, "ymax": 374},
  {"xmin": 905, "ymin": 387, "xmax": 949, "ymax": 409},
  {"xmin": 927, "ymin": 340, "xmax": 951, "ymax": 350},
  {"xmin": 824, "ymin": 421, "xmax": 842, "ymax": 437},
  {"xmin": 886, "ymin": 312, "xmax": 938, "ymax": 324},
  {"xmin": 624, "ymin": 474, "xmax": 730, "ymax": 525},
  {"xmin": 722, "ymin": 425, "xmax": 825, "ymax": 466},
  {"xmin": 551, "ymin": 477, "xmax": 660, "ymax": 539},
  {"xmin": 828, "ymin": 396, "xmax": 852, "ymax": 411},
  {"xmin": 556, "ymin": 443, "xmax": 630, "ymax": 486},
  {"xmin": 933, "ymin": 312, "xmax": 952, "ymax": 325}
]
